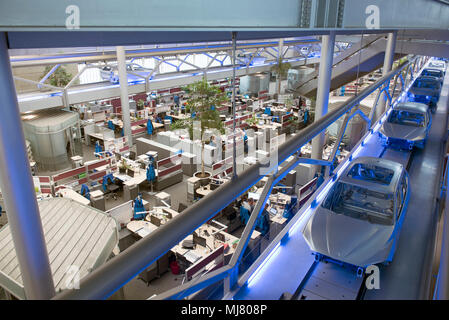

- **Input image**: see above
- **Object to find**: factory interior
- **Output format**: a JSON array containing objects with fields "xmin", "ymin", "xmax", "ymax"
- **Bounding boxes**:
[{"xmin": 1, "ymin": 0, "xmax": 449, "ymax": 306}]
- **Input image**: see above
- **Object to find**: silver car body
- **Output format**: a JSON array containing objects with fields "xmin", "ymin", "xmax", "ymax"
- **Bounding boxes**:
[
  {"xmin": 100, "ymin": 63, "xmax": 153, "ymax": 84},
  {"xmin": 379, "ymin": 102, "xmax": 431, "ymax": 149},
  {"xmin": 302, "ymin": 157, "xmax": 409, "ymax": 267},
  {"xmin": 428, "ymin": 60, "xmax": 446, "ymax": 73},
  {"xmin": 422, "ymin": 68, "xmax": 444, "ymax": 85}
]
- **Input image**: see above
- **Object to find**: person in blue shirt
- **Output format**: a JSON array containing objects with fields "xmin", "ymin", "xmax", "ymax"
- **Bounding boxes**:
[
  {"xmin": 304, "ymin": 107, "xmax": 309, "ymax": 124},
  {"xmin": 209, "ymin": 136, "xmax": 217, "ymax": 148},
  {"xmin": 107, "ymin": 120, "xmax": 115, "ymax": 130},
  {"xmin": 174, "ymin": 94, "xmax": 180, "ymax": 109},
  {"xmin": 243, "ymin": 131, "xmax": 248, "ymax": 153},
  {"xmin": 256, "ymin": 203, "xmax": 270, "ymax": 236}
]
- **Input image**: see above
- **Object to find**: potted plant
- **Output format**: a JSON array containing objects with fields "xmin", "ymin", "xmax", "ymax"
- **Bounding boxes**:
[
  {"xmin": 171, "ymin": 79, "xmax": 227, "ymax": 184},
  {"xmin": 271, "ymin": 57, "xmax": 291, "ymax": 96},
  {"xmin": 119, "ymin": 158, "xmax": 129, "ymax": 174},
  {"xmin": 137, "ymin": 99, "xmax": 145, "ymax": 111}
]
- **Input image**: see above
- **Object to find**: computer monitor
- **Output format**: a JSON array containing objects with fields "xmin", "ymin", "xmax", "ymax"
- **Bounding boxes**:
[
  {"xmin": 150, "ymin": 215, "xmax": 161, "ymax": 227},
  {"xmin": 193, "ymin": 232, "xmax": 207, "ymax": 248},
  {"xmin": 270, "ymin": 207, "xmax": 277, "ymax": 215},
  {"xmin": 128, "ymin": 170, "xmax": 135, "ymax": 178},
  {"xmin": 214, "ymin": 232, "xmax": 225, "ymax": 242}
]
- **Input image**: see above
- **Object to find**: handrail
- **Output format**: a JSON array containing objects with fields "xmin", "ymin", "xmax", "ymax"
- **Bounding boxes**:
[
  {"xmin": 54, "ymin": 58, "xmax": 414, "ymax": 300},
  {"xmin": 434, "ymin": 154, "xmax": 449, "ymax": 299}
]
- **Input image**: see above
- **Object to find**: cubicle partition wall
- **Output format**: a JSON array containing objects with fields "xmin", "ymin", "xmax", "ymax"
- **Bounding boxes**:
[
  {"xmin": 38, "ymin": 157, "xmax": 117, "ymax": 194},
  {"xmin": 155, "ymin": 154, "xmax": 183, "ymax": 191},
  {"xmin": 185, "ymin": 245, "xmax": 225, "ymax": 282},
  {"xmin": 298, "ymin": 177, "xmax": 318, "ymax": 207}
]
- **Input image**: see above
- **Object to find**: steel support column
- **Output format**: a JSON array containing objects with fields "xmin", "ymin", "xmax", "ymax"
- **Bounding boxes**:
[
  {"xmin": 231, "ymin": 31, "xmax": 237, "ymax": 179},
  {"xmin": 375, "ymin": 32, "xmax": 397, "ymax": 122},
  {"xmin": 276, "ymin": 38, "xmax": 284, "ymax": 95},
  {"xmin": 311, "ymin": 31, "xmax": 335, "ymax": 176},
  {"xmin": 116, "ymin": 46, "xmax": 133, "ymax": 147},
  {"xmin": 0, "ymin": 33, "xmax": 55, "ymax": 300}
]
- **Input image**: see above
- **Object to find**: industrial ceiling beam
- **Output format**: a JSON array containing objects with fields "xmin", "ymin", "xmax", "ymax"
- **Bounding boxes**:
[{"xmin": 1, "ymin": 0, "xmax": 449, "ymax": 32}]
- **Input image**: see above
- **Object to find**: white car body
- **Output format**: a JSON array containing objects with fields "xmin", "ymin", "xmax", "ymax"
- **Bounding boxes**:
[{"xmin": 302, "ymin": 157, "xmax": 409, "ymax": 268}]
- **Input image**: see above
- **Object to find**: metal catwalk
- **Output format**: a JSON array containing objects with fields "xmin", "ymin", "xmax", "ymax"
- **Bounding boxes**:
[{"xmin": 232, "ymin": 68, "xmax": 449, "ymax": 301}]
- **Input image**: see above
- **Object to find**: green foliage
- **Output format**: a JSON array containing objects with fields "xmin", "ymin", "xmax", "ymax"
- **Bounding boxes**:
[
  {"xmin": 177, "ymin": 79, "xmax": 227, "ymax": 138},
  {"xmin": 245, "ymin": 114, "xmax": 258, "ymax": 126},
  {"xmin": 137, "ymin": 99, "xmax": 145, "ymax": 110},
  {"xmin": 173, "ymin": 79, "xmax": 227, "ymax": 175},
  {"xmin": 271, "ymin": 57, "xmax": 292, "ymax": 79},
  {"xmin": 170, "ymin": 119, "xmax": 193, "ymax": 140},
  {"xmin": 41, "ymin": 65, "xmax": 72, "ymax": 87}
]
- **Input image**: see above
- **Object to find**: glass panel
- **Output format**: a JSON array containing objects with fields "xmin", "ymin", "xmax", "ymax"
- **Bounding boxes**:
[
  {"xmin": 388, "ymin": 110, "xmax": 425, "ymax": 127},
  {"xmin": 412, "ymin": 79, "xmax": 440, "ymax": 89}
]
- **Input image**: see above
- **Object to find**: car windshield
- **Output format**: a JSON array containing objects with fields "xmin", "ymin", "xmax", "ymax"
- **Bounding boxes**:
[
  {"xmin": 322, "ymin": 182, "xmax": 394, "ymax": 225},
  {"xmin": 423, "ymin": 70, "xmax": 442, "ymax": 78},
  {"xmin": 347, "ymin": 163, "xmax": 394, "ymax": 185},
  {"xmin": 388, "ymin": 109, "xmax": 425, "ymax": 127},
  {"xmin": 413, "ymin": 79, "xmax": 439, "ymax": 89},
  {"xmin": 429, "ymin": 62, "xmax": 445, "ymax": 69}
]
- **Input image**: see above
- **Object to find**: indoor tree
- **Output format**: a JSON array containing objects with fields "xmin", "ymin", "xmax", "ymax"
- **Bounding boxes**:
[
  {"xmin": 271, "ymin": 57, "xmax": 292, "ymax": 95},
  {"xmin": 170, "ymin": 78, "xmax": 227, "ymax": 178},
  {"xmin": 41, "ymin": 65, "xmax": 72, "ymax": 87}
]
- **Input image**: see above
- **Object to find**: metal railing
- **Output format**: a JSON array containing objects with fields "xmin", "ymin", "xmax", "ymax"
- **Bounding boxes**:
[
  {"xmin": 54, "ymin": 56, "xmax": 426, "ymax": 300},
  {"xmin": 433, "ymin": 122, "xmax": 449, "ymax": 299}
]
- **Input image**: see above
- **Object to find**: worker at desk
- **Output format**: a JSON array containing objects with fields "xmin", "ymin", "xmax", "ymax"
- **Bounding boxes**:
[
  {"xmin": 243, "ymin": 130, "xmax": 248, "ymax": 153},
  {"xmin": 132, "ymin": 193, "xmax": 146, "ymax": 220},
  {"xmin": 174, "ymin": 94, "xmax": 180, "ymax": 109},
  {"xmin": 255, "ymin": 203, "xmax": 270, "ymax": 236},
  {"xmin": 239, "ymin": 196, "xmax": 252, "ymax": 225},
  {"xmin": 209, "ymin": 136, "xmax": 217, "ymax": 148}
]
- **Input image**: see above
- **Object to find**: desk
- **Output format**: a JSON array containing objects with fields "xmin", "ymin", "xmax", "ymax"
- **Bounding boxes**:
[
  {"xmin": 145, "ymin": 207, "xmax": 180, "ymax": 226},
  {"xmin": 88, "ymin": 132, "xmax": 106, "ymax": 146},
  {"xmin": 169, "ymin": 113, "xmax": 190, "ymax": 121},
  {"xmin": 57, "ymin": 189, "xmax": 90, "ymax": 206},
  {"xmin": 114, "ymin": 169, "xmax": 149, "ymax": 186},
  {"xmin": 195, "ymin": 185, "xmax": 213, "ymax": 198},
  {"xmin": 90, "ymin": 190, "xmax": 104, "ymax": 198},
  {"xmin": 126, "ymin": 220, "xmax": 158, "ymax": 238}
]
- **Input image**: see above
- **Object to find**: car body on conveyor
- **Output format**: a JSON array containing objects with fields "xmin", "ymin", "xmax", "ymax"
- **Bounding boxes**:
[
  {"xmin": 428, "ymin": 60, "xmax": 446, "ymax": 74},
  {"xmin": 408, "ymin": 75, "xmax": 441, "ymax": 112},
  {"xmin": 302, "ymin": 157, "xmax": 409, "ymax": 268},
  {"xmin": 379, "ymin": 102, "xmax": 431, "ymax": 150},
  {"xmin": 421, "ymin": 68, "xmax": 444, "ymax": 85},
  {"xmin": 100, "ymin": 63, "xmax": 153, "ymax": 84}
]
